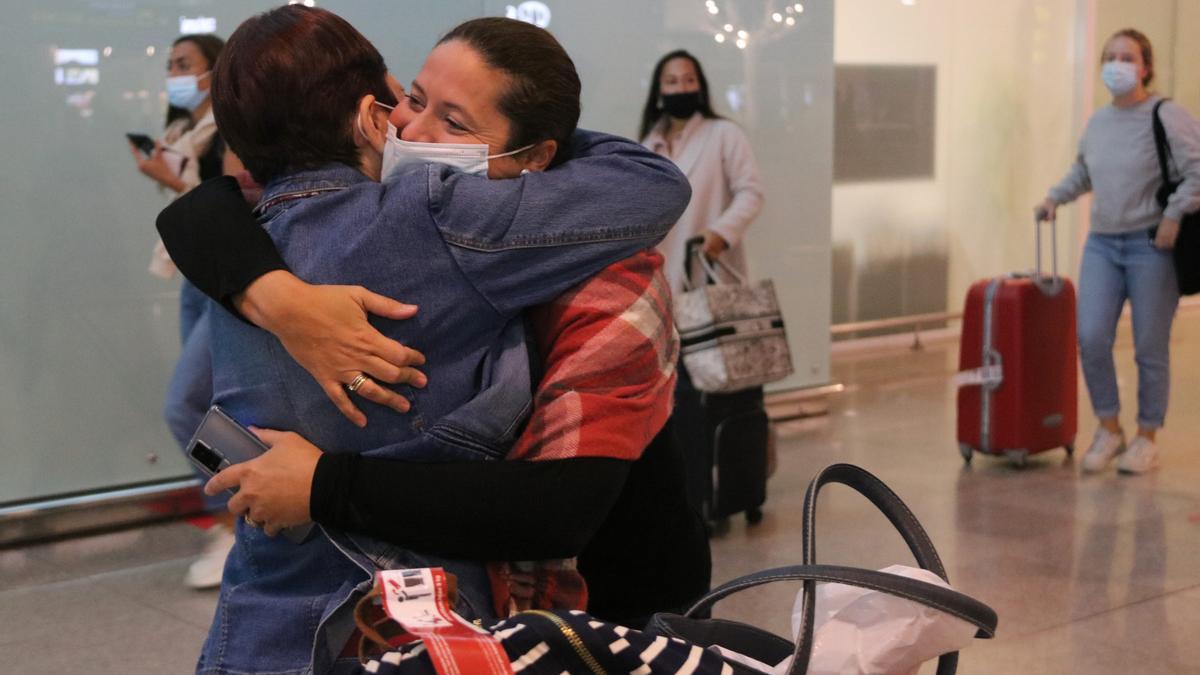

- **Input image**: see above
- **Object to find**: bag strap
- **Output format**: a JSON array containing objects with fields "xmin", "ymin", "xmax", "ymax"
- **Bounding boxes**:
[
  {"xmin": 1152, "ymin": 99, "xmax": 1174, "ymax": 188},
  {"xmin": 791, "ymin": 463, "xmax": 964, "ymax": 673},
  {"xmin": 682, "ymin": 235, "xmax": 748, "ymax": 292},
  {"xmin": 802, "ymin": 463, "xmax": 944, "ymax": 570},
  {"xmin": 681, "ymin": 464, "xmax": 994, "ymax": 675},
  {"xmin": 682, "ymin": 236, "xmax": 707, "ymax": 292},
  {"xmin": 683, "ymin": 563, "xmax": 997, "ymax": 638}
]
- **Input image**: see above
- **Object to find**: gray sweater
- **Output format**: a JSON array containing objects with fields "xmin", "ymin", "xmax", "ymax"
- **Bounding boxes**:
[{"xmin": 1048, "ymin": 95, "xmax": 1200, "ymax": 233}]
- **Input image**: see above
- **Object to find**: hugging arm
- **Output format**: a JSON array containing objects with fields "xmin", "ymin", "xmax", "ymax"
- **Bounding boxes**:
[
  {"xmin": 207, "ymin": 428, "xmax": 630, "ymax": 560},
  {"xmin": 156, "ymin": 178, "xmax": 427, "ymax": 426},
  {"xmin": 157, "ymin": 132, "xmax": 691, "ymax": 423},
  {"xmin": 431, "ymin": 129, "xmax": 691, "ymax": 316}
]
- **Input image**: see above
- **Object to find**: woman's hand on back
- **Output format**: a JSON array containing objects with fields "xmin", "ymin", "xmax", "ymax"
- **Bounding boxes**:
[{"xmin": 236, "ymin": 270, "xmax": 428, "ymax": 428}]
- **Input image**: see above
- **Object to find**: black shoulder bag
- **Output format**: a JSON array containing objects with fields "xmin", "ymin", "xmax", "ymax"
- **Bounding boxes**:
[
  {"xmin": 647, "ymin": 463, "xmax": 998, "ymax": 674},
  {"xmin": 1151, "ymin": 99, "xmax": 1200, "ymax": 295}
]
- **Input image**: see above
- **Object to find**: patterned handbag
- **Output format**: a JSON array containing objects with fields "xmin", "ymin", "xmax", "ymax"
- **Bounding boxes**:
[
  {"xmin": 350, "ymin": 568, "xmax": 733, "ymax": 675},
  {"xmin": 675, "ymin": 237, "xmax": 793, "ymax": 393}
]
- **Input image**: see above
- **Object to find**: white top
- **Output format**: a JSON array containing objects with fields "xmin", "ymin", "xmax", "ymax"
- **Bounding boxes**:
[
  {"xmin": 1048, "ymin": 95, "xmax": 1200, "ymax": 234},
  {"xmin": 149, "ymin": 108, "xmax": 218, "ymax": 279},
  {"xmin": 163, "ymin": 107, "xmax": 218, "ymax": 194},
  {"xmin": 643, "ymin": 113, "xmax": 765, "ymax": 293}
]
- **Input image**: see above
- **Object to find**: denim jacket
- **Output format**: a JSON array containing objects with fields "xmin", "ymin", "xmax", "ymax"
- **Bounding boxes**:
[{"xmin": 196, "ymin": 130, "xmax": 691, "ymax": 675}]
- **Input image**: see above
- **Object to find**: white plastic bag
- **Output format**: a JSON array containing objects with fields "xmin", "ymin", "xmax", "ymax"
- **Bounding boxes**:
[{"xmin": 774, "ymin": 565, "xmax": 978, "ymax": 675}]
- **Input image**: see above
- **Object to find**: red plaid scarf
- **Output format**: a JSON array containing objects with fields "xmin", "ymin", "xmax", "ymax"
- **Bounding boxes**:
[{"xmin": 488, "ymin": 249, "xmax": 679, "ymax": 617}]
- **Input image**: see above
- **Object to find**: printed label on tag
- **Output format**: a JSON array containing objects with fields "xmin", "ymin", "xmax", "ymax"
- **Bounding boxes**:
[
  {"xmin": 377, "ymin": 568, "xmax": 513, "ymax": 675},
  {"xmin": 952, "ymin": 364, "xmax": 1003, "ymax": 388}
]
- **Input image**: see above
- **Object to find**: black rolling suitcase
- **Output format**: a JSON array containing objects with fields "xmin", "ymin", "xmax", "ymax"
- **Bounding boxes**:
[{"xmin": 674, "ymin": 369, "xmax": 769, "ymax": 524}]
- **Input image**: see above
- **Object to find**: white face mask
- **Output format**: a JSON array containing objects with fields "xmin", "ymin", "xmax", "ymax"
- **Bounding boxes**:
[
  {"xmin": 166, "ymin": 72, "xmax": 211, "ymax": 111},
  {"xmin": 364, "ymin": 102, "xmax": 535, "ymax": 179},
  {"xmin": 1101, "ymin": 61, "xmax": 1139, "ymax": 97}
]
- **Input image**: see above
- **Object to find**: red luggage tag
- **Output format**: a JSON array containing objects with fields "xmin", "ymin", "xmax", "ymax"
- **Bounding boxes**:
[{"xmin": 377, "ymin": 568, "xmax": 513, "ymax": 675}]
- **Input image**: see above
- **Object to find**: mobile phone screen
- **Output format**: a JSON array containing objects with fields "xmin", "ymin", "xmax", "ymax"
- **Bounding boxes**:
[{"xmin": 126, "ymin": 132, "xmax": 155, "ymax": 156}]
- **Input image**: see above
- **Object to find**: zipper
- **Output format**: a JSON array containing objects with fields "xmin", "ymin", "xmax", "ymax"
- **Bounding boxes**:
[{"xmin": 523, "ymin": 610, "xmax": 607, "ymax": 675}]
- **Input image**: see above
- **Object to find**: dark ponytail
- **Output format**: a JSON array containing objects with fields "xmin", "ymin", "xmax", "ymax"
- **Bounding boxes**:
[
  {"xmin": 439, "ymin": 18, "xmax": 580, "ymax": 165},
  {"xmin": 639, "ymin": 50, "xmax": 721, "ymax": 141}
]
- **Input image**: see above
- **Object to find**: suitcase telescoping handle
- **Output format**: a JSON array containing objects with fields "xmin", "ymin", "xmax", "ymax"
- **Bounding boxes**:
[{"xmin": 1035, "ymin": 216, "xmax": 1059, "ymax": 283}]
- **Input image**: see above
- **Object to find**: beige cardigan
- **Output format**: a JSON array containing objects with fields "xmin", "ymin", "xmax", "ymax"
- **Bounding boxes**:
[
  {"xmin": 148, "ymin": 109, "xmax": 219, "ymax": 279},
  {"xmin": 643, "ymin": 113, "xmax": 764, "ymax": 294}
]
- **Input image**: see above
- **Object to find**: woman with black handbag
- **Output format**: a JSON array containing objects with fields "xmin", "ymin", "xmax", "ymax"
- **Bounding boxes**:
[{"xmin": 1035, "ymin": 28, "xmax": 1200, "ymax": 475}]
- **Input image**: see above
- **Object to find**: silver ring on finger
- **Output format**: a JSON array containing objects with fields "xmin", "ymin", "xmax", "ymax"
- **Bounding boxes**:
[
  {"xmin": 346, "ymin": 373, "xmax": 370, "ymax": 394},
  {"xmin": 244, "ymin": 515, "xmax": 263, "ymax": 528}
]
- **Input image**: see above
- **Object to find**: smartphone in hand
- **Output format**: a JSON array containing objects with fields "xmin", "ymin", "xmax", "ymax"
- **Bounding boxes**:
[
  {"xmin": 186, "ymin": 406, "xmax": 314, "ymax": 544},
  {"xmin": 126, "ymin": 132, "xmax": 156, "ymax": 157}
]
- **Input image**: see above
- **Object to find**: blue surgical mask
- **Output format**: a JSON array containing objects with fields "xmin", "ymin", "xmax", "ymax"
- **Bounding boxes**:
[
  {"xmin": 166, "ymin": 72, "xmax": 211, "ymax": 111},
  {"xmin": 1101, "ymin": 61, "xmax": 1139, "ymax": 97},
  {"xmin": 367, "ymin": 102, "xmax": 534, "ymax": 179}
]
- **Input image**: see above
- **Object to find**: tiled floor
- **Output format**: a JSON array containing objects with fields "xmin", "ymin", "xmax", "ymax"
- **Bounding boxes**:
[{"xmin": 3, "ymin": 309, "xmax": 1198, "ymax": 674}]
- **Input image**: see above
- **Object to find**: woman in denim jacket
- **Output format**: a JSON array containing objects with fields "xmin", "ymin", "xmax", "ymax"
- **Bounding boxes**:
[{"xmin": 173, "ymin": 7, "xmax": 690, "ymax": 674}]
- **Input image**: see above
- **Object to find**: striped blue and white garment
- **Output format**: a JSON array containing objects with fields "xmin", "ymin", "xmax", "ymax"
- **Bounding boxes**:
[{"xmin": 359, "ymin": 609, "xmax": 734, "ymax": 675}]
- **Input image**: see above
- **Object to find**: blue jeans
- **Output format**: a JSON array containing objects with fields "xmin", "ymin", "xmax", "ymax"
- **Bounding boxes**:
[
  {"xmin": 166, "ymin": 282, "xmax": 224, "ymax": 512},
  {"xmin": 1077, "ymin": 231, "xmax": 1179, "ymax": 429}
]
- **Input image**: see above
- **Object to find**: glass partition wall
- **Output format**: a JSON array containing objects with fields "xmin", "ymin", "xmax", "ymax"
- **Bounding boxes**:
[{"xmin": 0, "ymin": 0, "xmax": 834, "ymax": 507}]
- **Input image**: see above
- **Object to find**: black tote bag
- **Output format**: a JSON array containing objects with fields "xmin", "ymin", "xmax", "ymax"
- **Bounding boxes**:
[
  {"xmin": 1151, "ymin": 100, "xmax": 1200, "ymax": 295},
  {"xmin": 647, "ymin": 463, "xmax": 998, "ymax": 675}
]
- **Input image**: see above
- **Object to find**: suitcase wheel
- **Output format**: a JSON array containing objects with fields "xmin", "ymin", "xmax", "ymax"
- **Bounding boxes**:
[
  {"xmin": 746, "ymin": 507, "xmax": 764, "ymax": 525},
  {"xmin": 958, "ymin": 443, "xmax": 974, "ymax": 465},
  {"xmin": 1005, "ymin": 449, "xmax": 1029, "ymax": 469},
  {"xmin": 1064, "ymin": 444, "xmax": 1075, "ymax": 457}
]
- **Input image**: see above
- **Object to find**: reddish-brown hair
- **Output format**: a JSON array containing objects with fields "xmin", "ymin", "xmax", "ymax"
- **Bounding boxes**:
[{"xmin": 212, "ymin": 5, "xmax": 397, "ymax": 184}]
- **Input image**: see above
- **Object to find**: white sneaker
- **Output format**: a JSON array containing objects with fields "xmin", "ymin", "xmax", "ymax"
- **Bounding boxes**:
[
  {"xmin": 1081, "ymin": 427, "xmax": 1125, "ymax": 473},
  {"xmin": 1117, "ymin": 436, "xmax": 1160, "ymax": 475},
  {"xmin": 185, "ymin": 523, "xmax": 235, "ymax": 590}
]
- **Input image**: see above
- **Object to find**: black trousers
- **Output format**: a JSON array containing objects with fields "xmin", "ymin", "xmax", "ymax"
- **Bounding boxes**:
[{"xmin": 671, "ymin": 366, "xmax": 767, "ymax": 520}]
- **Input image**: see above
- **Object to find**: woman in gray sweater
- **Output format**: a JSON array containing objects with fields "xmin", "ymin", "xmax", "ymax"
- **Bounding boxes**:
[{"xmin": 1036, "ymin": 28, "xmax": 1200, "ymax": 474}]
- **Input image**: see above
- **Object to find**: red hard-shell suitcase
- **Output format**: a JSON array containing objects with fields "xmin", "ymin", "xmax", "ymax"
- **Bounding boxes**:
[{"xmin": 956, "ymin": 220, "xmax": 1077, "ymax": 467}]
